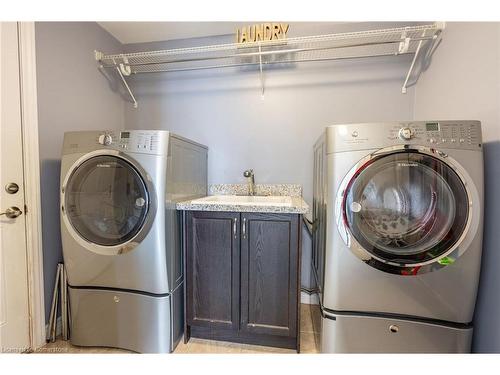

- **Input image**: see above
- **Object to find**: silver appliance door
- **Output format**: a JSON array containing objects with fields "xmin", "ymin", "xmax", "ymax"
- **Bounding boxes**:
[
  {"xmin": 337, "ymin": 148, "xmax": 470, "ymax": 275},
  {"xmin": 64, "ymin": 154, "xmax": 154, "ymax": 254}
]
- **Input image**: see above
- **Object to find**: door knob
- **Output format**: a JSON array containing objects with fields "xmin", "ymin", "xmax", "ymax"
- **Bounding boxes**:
[{"xmin": 0, "ymin": 206, "xmax": 22, "ymax": 219}]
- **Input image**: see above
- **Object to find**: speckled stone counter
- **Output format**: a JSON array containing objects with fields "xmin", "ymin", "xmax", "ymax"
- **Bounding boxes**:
[
  {"xmin": 209, "ymin": 184, "xmax": 302, "ymax": 197},
  {"xmin": 176, "ymin": 184, "xmax": 309, "ymax": 214}
]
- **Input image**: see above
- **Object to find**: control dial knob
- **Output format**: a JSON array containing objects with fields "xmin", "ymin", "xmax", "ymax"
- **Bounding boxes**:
[
  {"xmin": 98, "ymin": 134, "xmax": 113, "ymax": 146},
  {"xmin": 398, "ymin": 127, "xmax": 414, "ymax": 140}
]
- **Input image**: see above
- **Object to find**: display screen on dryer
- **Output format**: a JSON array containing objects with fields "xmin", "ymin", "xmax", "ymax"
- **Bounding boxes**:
[{"xmin": 425, "ymin": 122, "xmax": 440, "ymax": 131}]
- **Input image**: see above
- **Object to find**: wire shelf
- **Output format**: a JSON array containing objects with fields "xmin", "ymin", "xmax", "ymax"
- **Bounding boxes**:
[{"xmin": 96, "ymin": 23, "xmax": 444, "ymax": 107}]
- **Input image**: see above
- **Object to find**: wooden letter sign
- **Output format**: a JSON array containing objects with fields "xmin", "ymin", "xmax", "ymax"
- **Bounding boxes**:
[{"xmin": 236, "ymin": 23, "xmax": 290, "ymax": 44}]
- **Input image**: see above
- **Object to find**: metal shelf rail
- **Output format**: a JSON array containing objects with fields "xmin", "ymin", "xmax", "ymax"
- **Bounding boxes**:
[{"xmin": 95, "ymin": 23, "xmax": 445, "ymax": 108}]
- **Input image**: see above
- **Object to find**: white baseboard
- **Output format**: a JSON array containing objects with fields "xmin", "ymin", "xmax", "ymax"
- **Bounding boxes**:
[{"xmin": 301, "ymin": 291, "xmax": 319, "ymax": 305}]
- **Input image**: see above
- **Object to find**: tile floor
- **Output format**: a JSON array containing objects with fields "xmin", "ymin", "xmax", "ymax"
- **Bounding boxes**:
[{"xmin": 40, "ymin": 304, "xmax": 320, "ymax": 354}]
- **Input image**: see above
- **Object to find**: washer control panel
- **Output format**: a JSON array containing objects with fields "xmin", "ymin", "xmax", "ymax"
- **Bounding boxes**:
[
  {"xmin": 388, "ymin": 121, "xmax": 482, "ymax": 149},
  {"xmin": 93, "ymin": 130, "xmax": 166, "ymax": 155},
  {"xmin": 326, "ymin": 121, "xmax": 482, "ymax": 154}
]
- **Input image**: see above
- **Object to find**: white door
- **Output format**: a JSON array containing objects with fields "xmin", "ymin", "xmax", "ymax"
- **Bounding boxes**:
[{"xmin": 0, "ymin": 22, "xmax": 31, "ymax": 353}]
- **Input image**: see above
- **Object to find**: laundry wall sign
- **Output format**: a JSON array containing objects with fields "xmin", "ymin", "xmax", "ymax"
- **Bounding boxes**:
[{"xmin": 236, "ymin": 23, "xmax": 290, "ymax": 44}]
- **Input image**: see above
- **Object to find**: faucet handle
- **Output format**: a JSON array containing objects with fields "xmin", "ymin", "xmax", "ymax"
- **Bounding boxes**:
[{"xmin": 243, "ymin": 169, "xmax": 254, "ymax": 177}]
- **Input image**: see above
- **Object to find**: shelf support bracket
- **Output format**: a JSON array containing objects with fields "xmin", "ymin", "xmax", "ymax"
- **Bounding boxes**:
[
  {"xmin": 258, "ymin": 44, "xmax": 265, "ymax": 99},
  {"xmin": 398, "ymin": 30, "xmax": 410, "ymax": 54},
  {"xmin": 119, "ymin": 55, "xmax": 132, "ymax": 76},
  {"xmin": 112, "ymin": 58, "xmax": 138, "ymax": 108},
  {"xmin": 94, "ymin": 50, "xmax": 104, "ymax": 63},
  {"xmin": 401, "ymin": 32, "xmax": 425, "ymax": 94}
]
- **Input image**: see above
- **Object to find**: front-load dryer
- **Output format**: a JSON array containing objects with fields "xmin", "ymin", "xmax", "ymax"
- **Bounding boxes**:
[
  {"xmin": 60, "ymin": 130, "xmax": 208, "ymax": 353},
  {"xmin": 312, "ymin": 121, "xmax": 483, "ymax": 353}
]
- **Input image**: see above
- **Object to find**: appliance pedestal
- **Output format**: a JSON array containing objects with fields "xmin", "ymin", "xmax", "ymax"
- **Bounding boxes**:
[
  {"xmin": 68, "ymin": 287, "xmax": 181, "ymax": 353},
  {"xmin": 320, "ymin": 309, "xmax": 472, "ymax": 353}
]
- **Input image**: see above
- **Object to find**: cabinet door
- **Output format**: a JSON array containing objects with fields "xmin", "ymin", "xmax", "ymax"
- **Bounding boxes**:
[
  {"xmin": 186, "ymin": 211, "xmax": 240, "ymax": 330},
  {"xmin": 240, "ymin": 213, "xmax": 299, "ymax": 337}
]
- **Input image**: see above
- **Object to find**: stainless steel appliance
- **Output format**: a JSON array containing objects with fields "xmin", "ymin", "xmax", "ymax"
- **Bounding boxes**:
[
  {"xmin": 60, "ymin": 130, "xmax": 207, "ymax": 353},
  {"xmin": 312, "ymin": 121, "xmax": 483, "ymax": 353}
]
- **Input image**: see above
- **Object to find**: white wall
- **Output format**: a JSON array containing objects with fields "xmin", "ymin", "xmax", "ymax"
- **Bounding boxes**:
[
  {"xmin": 35, "ymin": 22, "xmax": 124, "ymax": 320},
  {"xmin": 413, "ymin": 22, "xmax": 500, "ymax": 352},
  {"xmin": 123, "ymin": 24, "xmax": 417, "ymax": 290}
]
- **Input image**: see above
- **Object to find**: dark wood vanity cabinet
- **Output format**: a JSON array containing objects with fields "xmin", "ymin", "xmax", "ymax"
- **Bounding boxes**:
[{"xmin": 184, "ymin": 211, "xmax": 301, "ymax": 351}]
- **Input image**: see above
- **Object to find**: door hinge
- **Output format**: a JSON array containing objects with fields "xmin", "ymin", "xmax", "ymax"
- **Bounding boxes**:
[{"xmin": 24, "ymin": 204, "xmax": 28, "ymax": 214}]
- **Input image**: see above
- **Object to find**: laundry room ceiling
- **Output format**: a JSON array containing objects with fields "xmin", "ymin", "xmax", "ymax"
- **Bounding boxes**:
[{"xmin": 98, "ymin": 22, "xmax": 242, "ymax": 44}]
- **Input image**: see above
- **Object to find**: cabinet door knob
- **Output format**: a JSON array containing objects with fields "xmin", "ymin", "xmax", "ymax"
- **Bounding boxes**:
[{"xmin": 233, "ymin": 217, "xmax": 238, "ymax": 239}]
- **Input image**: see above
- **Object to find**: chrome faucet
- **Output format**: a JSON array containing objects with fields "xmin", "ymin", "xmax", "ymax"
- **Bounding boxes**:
[{"xmin": 243, "ymin": 169, "xmax": 255, "ymax": 196}]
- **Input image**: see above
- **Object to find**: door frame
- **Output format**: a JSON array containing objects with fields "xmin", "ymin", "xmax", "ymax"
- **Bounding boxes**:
[{"xmin": 17, "ymin": 22, "xmax": 45, "ymax": 350}]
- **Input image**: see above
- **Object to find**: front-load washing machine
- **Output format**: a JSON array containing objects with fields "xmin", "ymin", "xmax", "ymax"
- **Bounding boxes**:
[
  {"xmin": 312, "ymin": 121, "xmax": 483, "ymax": 353},
  {"xmin": 60, "ymin": 130, "xmax": 207, "ymax": 353}
]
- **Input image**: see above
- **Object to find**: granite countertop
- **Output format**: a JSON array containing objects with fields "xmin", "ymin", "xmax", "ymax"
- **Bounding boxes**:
[{"xmin": 176, "ymin": 184, "xmax": 309, "ymax": 214}]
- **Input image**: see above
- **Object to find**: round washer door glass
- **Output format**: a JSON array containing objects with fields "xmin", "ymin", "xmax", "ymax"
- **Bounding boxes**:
[
  {"xmin": 344, "ymin": 151, "xmax": 469, "ymax": 266},
  {"xmin": 65, "ymin": 155, "xmax": 149, "ymax": 246}
]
